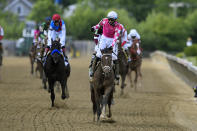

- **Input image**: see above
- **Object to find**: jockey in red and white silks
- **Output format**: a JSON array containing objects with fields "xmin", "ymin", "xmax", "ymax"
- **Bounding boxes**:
[
  {"xmin": 92, "ymin": 12, "xmax": 122, "ymax": 61},
  {"xmin": 91, "ymin": 11, "xmax": 123, "ymax": 84},
  {"xmin": 128, "ymin": 29, "xmax": 141, "ymax": 55},
  {"xmin": 119, "ymin": 24, "xmax": 129, "ymax": 50}
]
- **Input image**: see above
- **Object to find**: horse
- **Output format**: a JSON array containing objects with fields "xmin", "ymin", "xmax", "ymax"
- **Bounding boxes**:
[
  {"xmin": 90, "ymin": 47, "xmax": 115, "ymax": 122},
  {"xmin": 117, "ymin": 37, "xmax": 129, "ymax": 95},
  {"xmin": 128, "ymin": 39, "xmax": 142, "ymax": 90},
  {"xmin": 29, "ymin": 44, "xmax": 36, "ymax": 75},
  {"xmin": 35, "ymin": 41, "xmax": 45, "ymax": 79},
  {"xmin": 44, "ymin": 40, "xmax": 70, "ymax": 107}
]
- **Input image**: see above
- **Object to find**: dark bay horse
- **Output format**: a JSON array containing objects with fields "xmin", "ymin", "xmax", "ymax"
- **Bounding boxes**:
[
  {"xmin": 117, "ymin": 37, "xmax": 129, "ymax": 95},
  {"xmin": 128, "ymin": 39, "xmax": 142, "ymax": 90},
  {"xmin": 44, "ymin": 40, "xmax": 70, "ymax": 107},
  {"xmin": 90, "ymin": 47, "xmax": 115, "ymax": 122}
]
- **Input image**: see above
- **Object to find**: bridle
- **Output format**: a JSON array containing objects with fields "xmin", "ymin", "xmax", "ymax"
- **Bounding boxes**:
[{"xmin": 101, "ymin": 53, "xmax": 113, "ymax": 77}]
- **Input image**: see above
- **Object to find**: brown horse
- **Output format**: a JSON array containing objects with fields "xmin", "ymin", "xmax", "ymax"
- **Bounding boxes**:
[
  {"xmin": 35, "ymin": 43, "xmax": 45, "ymax": 78},
  {"xmin": 128, "ymin": 39, "xmax": 142, "ymax": 90},
  {"xmin": 29, "ymin": 44, "xmax": 36, "ymax": 75},
  {"xmin": 90, "ymin": 47, "xmax": 114, "ymax": 122},
  {"xmin": 117, "ymin": 37, "xmax": 129, "ymax": 95}
]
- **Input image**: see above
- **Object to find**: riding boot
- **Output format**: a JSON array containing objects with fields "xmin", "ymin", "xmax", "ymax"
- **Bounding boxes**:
[
  {"xmin": 62, "ymin": 52, "xmax": 69, "ymax": 66},
  {"xmin": 90, "ymin": 56, "xmax": 98, "ymax": 82},
  {"xmin": 113, "ymin": 60, "xmax": 120, "ymax": 85}
]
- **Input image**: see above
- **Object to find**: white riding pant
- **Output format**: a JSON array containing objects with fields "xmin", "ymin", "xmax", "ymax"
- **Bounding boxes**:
[
  {"xmin": 48, "ymin": 30, "xmax": 65, "ymax": 47},
  {"xmin": 96, "ymin": 35, "xmax": 118, "ymax": 61}
]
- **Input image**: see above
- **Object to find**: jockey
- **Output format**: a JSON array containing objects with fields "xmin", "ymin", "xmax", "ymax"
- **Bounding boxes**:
[
  {"xmin": 40, "ymin": 17, "xmax": 51, "ymax": 42},
  {"xmin": 90, "ymin": 11, "xmax": 122, "ymax": 85},
  {"xmin": 33, "ymin": 25, "xmax": 40, "ymax": 46},
  {"xmin": 45, "ymin": 14, "xmax": 69, "ymax": 66},
  {"xmin": 119, "ymin": 24, "xmax": 131, "ymax": 61},
  {"xmin": 128, "ymin": 29, "xmax": 141, "ymax": 55}
]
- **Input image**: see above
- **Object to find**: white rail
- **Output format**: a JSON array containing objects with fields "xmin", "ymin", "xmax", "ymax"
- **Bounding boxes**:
[{"xmin": 151, "ymin": 51, "xmax": 197, "ymax": 87}]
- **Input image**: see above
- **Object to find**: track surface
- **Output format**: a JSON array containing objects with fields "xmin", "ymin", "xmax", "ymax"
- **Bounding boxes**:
[{"xmin": 0, "ymin": 57, "xmax": 197, "ymax": 131}]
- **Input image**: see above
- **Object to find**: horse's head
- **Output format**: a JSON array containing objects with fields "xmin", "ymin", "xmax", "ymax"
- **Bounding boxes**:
[
  {"xmin": 130, "ymin": 39, "xmax": 139, "ymax": 60},
  {"xmin": 51, "ymin": 39, "xmax": 62, "ymax": 64},
  {"xmin": 101, "ymin": 47, "xmax": 113, "ymax": 77}
]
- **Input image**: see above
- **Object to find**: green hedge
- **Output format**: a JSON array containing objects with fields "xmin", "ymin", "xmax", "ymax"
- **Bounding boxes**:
[{"xmin": 184, "ymin": 44, "xmax": 197, "ymax": 56}]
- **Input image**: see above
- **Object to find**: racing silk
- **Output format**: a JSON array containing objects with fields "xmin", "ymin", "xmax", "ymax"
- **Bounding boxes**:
[
  {"xmin": 119, "ymin": 24, "xmax": 128, "ymax": 47},
  {"xmin": 93, "ymin": 18, "xmax": 121, "ymax": 47},
  {"xmin": 48, "ymin": 20, "xmax": 66, "ymax": 47},
  {"xmin": 34, "ymin": 29, "xmax": 40, "ymax": 43},
  {"xmin": 0, "ymin": 26, "xmax": 4, "ymax": 40},
  {"xmin": 50, "ymin": 20, "xmax": 63, "ymax": 32},
  {"xmin": 128, "ymin": 30, "xmax": 140, "ymax": 41},
  {"xmin": 40, "ymin": 22, "xmax": 49, "ymax": 39}
]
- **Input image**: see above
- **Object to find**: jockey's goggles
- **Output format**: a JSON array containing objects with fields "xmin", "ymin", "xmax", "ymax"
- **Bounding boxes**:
[
  {"xmin": 108, "ymin": 18, "xmax": 116, "ymax": 22},
  {"xmin": 131, "ymin": 36, "xmax": 136, "ymax": 39},
  {"xmin": 54, "ymin": 20, "xmax": 60, "ymax": 23}
]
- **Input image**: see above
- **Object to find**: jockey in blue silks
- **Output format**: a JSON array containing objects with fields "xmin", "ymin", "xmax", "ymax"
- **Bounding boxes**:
[{"xmin": 45, "ymin": 14, "xmax": 69, "ymax": 66}]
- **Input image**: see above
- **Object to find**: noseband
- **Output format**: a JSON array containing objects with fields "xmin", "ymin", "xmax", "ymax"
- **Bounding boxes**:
[{"xmin": 101, "ymin": 53, "xmax": 112, "ymax": 77}]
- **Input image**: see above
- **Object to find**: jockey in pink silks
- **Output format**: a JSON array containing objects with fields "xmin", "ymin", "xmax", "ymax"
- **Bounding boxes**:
[{"xmin": 89, "ymin": 11, "xmax": 124, "ymax": 85}]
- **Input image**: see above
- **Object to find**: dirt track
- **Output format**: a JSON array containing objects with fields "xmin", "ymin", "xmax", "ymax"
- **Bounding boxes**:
[{"xmin": 0, "ymin": 57, "xmax": 197, "ymax": 131}]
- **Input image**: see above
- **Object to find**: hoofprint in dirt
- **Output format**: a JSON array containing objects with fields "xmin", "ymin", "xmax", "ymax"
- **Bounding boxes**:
[{"xmin": 0, "ymin": 57, "xmax": 197, "ymax": 131}]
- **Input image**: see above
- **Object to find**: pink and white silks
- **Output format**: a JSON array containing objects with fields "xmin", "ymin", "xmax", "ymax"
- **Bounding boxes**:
[{"xmin": 93, "ymin": 18, "xmax": 122, "ymax": 60}]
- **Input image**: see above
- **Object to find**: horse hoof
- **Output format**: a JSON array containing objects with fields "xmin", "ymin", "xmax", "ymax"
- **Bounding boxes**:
[
  {"xmin": 61, "ymin": 95, "xmax": 66, "ymax": 100},
  {"xmin": 107, "ymin": 114, "xmax": 112, "ymax": 118}
]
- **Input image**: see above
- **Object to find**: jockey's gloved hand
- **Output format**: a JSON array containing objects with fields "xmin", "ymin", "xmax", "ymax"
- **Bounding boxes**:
[{"xmin": 91, "ymin": 27, "xmax": 95, "ymax": 32}]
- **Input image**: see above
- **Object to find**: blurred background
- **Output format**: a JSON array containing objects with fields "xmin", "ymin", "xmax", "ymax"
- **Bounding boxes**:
[{"xmin": 0, "ymin": 0, "xmax": 196, "ymax": 65}]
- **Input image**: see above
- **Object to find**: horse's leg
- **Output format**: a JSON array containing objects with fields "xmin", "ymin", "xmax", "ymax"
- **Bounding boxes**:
[
  {"xmin": 107, "ymin": 91, "xmax": 113, "ymax": 118},
  {"xmin": 90, "ymin": 84, "xmax": 96, "ymax": 122},
  {"xmin": 35, "ymin": 63, "xmax": 39, "ymax": 77},
  {"xmin": 134, "ymin": 69, "xmax": 138, "ymax": 90},
  {"xmin": 42, "ymin": 71, "xmax": 47, "ymax": 90},
  {"xmin": 101, "ymin": 86, "xmax": 113, "ymax": 119},
  {"xmin": 137, "ymin": 65, "xmax": 142, "ymax": 88},
  {"xmin": 39, "ymin": 63, "xmax": 43, "ymax": 79},
  {"xmin": 120, "ymin": 74, "xmax": 126, "ymax": 95},
  {"xmin": 94, "ymin": 88, "xmax": 101, "ymax": 122},
  {"xmin": 30, "ymin": 56, "xmax": 34, "ymax": 75},
  {"xmin": 60, "ymin": 78, "xmax": 69, "ymax": 99},
  {"xmin": 128, "ymin": 69, "xmax": 133, "ymax": 88},
  {"xmin": 49, "ymin": 80, "xmax": 55, "ymax": 107}
]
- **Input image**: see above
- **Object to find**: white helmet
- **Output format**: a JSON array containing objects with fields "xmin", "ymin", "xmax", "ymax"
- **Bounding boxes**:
[
  {"xmin": 107, "ymin": 11, "xmax": 118, "ymax": 20},
  {"xmin": 130, "ymin": 29, "xmax": 137, "ymax": 36}
]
